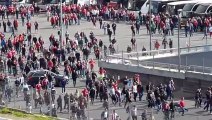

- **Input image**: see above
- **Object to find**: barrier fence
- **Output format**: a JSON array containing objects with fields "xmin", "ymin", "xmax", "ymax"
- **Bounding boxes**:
[{"xmin": 103, "ymin": 45, "xmax": 212, "ymax": 74}]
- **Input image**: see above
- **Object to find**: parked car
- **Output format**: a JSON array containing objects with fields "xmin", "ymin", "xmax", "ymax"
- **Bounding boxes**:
[{"xmin": 26, "ymin": 70, "xmax": 68, "ymax": 87}]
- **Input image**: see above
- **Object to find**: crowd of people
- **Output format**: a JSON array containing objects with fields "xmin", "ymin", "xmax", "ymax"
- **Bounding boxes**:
[{"xmin": 0, "ymin": 2, "xmax": 211, "ymax": 120}]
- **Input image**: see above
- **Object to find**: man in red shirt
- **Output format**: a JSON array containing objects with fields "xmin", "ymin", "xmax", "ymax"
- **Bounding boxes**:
[
  {"xmin": 99, "ymin": 67, "xmax": 106, "ymax": 78},
  {"xmin": 82, "ymin": 88, "xmax": 89, "ymax": 100},
  {"xmin": 89, "ymin": 59, "xmax": 95, "ymax": 71},
  {"xmin": 26, "ymin": 21, "xmax": 31, "ymax": 34},
  {"xmin": 179, "ymin": 97, "xmax": 188, "ymax": 116},
  {"xmin": 36, "ymin": 82, "xmax": 42, "ymax": 95},
  {"xmin": 13, "ymin": 19, "xmax": 18, "ymax": 30}
]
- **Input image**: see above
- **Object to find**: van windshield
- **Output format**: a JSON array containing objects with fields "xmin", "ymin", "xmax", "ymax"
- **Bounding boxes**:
[
  {"xmin": 183, "ymin": 4, "xmax": 195, "ymax": 11},
  {"xmin": 195, "ymin": 5, "xmax": 209, "ymax": 13}
]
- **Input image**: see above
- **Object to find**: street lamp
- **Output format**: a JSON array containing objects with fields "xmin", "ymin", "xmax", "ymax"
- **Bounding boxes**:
[
  {"xmin": 178, "ymin": 9, "xmax": 182, "ymax": 72},
  {"xmin": 149, "ymin": 0, "xmax": 152, "ymax": 52},
  {"xmin": 60, "ymin": 0, "xmax": 63, "ymax": 49}
]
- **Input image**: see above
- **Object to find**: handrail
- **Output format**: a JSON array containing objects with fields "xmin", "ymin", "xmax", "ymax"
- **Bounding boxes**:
[
  {"xmin": 104, "ymin": 45, "xmax": 212, "ymax": 74},
  {"xmin": 103, "ymin": 58, "xmax": 212, "ymax": 74},
  {"xmin": 108, "ymin": 45, "xmax": 212, "ymax": 57}
]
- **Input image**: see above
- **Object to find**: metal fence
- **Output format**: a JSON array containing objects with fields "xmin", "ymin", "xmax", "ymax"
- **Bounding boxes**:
[{"xmin": 103, "ymin": 45, "xmax": 212, "ymax": 74}]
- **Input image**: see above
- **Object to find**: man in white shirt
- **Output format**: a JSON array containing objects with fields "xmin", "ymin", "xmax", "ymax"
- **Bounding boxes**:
[
  {"xmin": 101, "ymin": 108, "xmax": 109, "ymax": 120},
  {"xmin": 111, "ymin": 110, "xmax": 118, "ymax": 120},
  {"xmin": 132, "ymin": 83, "xmax": 137, "ymax": 102},
  {"xmin": 19, "ymin": 75, "xmax": 24, "ymax": 85},
  {"xmin": 131, "ymin": 105, "xmax": 137, "ymax": 120},
  {"xmin": 110, "ymin": 87, "xmax": 115, "ymax": 96}
]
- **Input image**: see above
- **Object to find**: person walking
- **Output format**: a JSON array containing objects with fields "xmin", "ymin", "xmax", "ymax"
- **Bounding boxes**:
[
  {"xmin": 72, "ymin": 70, "xmax": 78, "ymax": 87},
  {"xmin": 124, "ymin": 89, "xmax": 131, "ymax": 108},
  {"xmin": 162, "ymin": 38, "xmax": 168, "ymax": 49},
  {"xmin": 90, "ymin": 87, "xmax": 95, "ymax": 105},
  {"xmin": 3, "ymin": 21, "xmax": 6, "ymax": 32},
  {"xmin": 34, "ymin": 21, "xmax": 38, "ymax": 33},
  {"xmin": 169, "ymin": 100, "xmax": 175, "ymax": 118},
  {"xmin": 111, "ymin": 110, "xmax": 118, "ymax": 120},
  {"xmin": 194, "ymin": 88, "xmax": 202, "ymax": 108},
  {"xmin": 26, "ymin": 20, "xmax": 31, "ymax": 34},
  {"xmin": 112, "ymin": 22, "xmax": 116, "ymax": 35},
  {"xmin": 169, "ymin": 38, "xmax": 173, "ymax": 52},
  {"xmin": 163, "ymin": 101, "xmax": 170, "ymax": 120},
  {"xmin": 204, "ymin": 87, "xmax": 211, "ymax": 111},
  {"xmin": 101, "ymin": 108, "xmax": 109, "ymax": 120},
  {"xmin": 131, "ymin": 105, "xmax": 138, "ymax": 120},
  {"xmin": 14, "ymin": 78, "xmax": 20, "ymax": 97},
  {"xmin": 137, "ymin": 83, "xmax": 144, "ymax": 101},
  {"xmin": 131, "ymin": 24, "xmax": 135, "ymax": 36},
  {"xmin": 61, "ymin": 78, "xmax": 67, "ymax": 93},
  {"xmin": 57, "ymin": 95, "xmax": 62, "ymax": 112},
  {"xmin": 141, "ymin": 110, "xmax": 147, "ymax": 120},
  {"xmin": 179, "ymin": 97, "xmax": 188, "ymax": 116},
  {"xmin": 132, "ymin": 83, "xmax": 137, "ymax": 102}
]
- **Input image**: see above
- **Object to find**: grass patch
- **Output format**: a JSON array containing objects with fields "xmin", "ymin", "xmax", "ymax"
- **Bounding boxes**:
[
  {"xmin": 0, "ymin": 108, "xmax": 12, "ymax": 114},
  {"xmin": 0, "ymin": 108, "xmax": 58, "ymax": 120},
  {"xmin": 13, "ymin": 111, "xmax": 27, "ymax": 118}
]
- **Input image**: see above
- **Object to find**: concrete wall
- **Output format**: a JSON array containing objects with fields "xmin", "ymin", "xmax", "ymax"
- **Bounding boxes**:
[{"xmin": 99, "ymin": 61, "xmax": 212, "ymax": 98}]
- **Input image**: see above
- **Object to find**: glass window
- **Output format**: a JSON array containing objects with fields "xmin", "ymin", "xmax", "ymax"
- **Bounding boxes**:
[
  {"xmin": 27, "ymin": 72, "xmax": 34, "ymax": 77},
  {"xmin": 183, "ymin": 4, "xmax": 195, "ymax": 11},
  {"xmin": 207, "ymin": 6, "xmax": 212, "ymax": 13},
  {"xmin": 195, "ymin": 5, "xmax": 209, "ymax": 13},
  {"xmin": 33, "ymin": 72, "xmax": 45, "ymax": 77}
]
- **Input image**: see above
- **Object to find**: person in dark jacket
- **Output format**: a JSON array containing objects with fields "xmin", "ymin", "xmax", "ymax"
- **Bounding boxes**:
[
  {"xmin": 137, "ymin": 84, "xmax": 144, "ymax": 101},
  {"xmin": 90, "ymin": 87, "xmax": 96, "ymax": 104},
  {"xmin": 61, "ymin": 78, "xmax": 67, "ymax": 93},
  {"xmin": 57, "ymin": 95, "xmax": 62, "ymax": 112},
  {"xmin": 169, "ymin": 100, "xmax": 175, "ymax": 118},
  {"xmin": 75, "ymin": 51, "xmax": 80, "ymax": 61},
  {"xmin": 124, "ymin": 89, "xmax": 131, "ymax": 108},
  {"xmin": 72, "ymin": 70, "xmax": 78, "ymax": 87}
]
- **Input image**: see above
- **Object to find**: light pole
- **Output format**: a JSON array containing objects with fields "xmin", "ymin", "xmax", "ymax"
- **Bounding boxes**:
[
  {"xmin": 60, "ymin": 0, "xmax": 63, "ymax": 49},
  {"xmin": 149, "ymin": 0, "xmax": 152, "ymax": 52},
  {"xmin": 178, "ymin": 9, "xmax": 182, "ymax": 72}
]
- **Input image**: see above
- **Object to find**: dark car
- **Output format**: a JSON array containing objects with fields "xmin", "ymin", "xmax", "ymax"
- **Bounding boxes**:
[{"xmin": 27, "ymin": 70, "xmax": 67, "ymax": 87}]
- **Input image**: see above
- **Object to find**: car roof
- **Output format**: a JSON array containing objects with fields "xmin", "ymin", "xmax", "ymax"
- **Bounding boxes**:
[
  {"xmin": 28, "ymin": 69, "xmax": 63, "ymax": 76},
  {"xmin": 28, "ymin": 69, "xmax": 53, "ymax": 75}
]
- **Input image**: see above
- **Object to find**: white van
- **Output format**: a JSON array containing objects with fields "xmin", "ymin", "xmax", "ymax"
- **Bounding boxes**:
[
  {"xmin": 194, "ymin": 4, "xmax": 212, "ymax": 15},
  {"xmin": 140, "ymin": 0, "xmax": 178, "ymax": 15},
  {"xmin": 167, "ymin": 1, "xmax": 198, "ymax": 15}
]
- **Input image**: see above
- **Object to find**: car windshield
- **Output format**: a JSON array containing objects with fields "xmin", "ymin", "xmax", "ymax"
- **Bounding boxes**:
[
  {"xmin": 27, "ymin": 72, "xmax": 34, "ymax": 77},
  {"xmin": 33, "ymin": 71, "xmax": 45, "ymax": 77}
]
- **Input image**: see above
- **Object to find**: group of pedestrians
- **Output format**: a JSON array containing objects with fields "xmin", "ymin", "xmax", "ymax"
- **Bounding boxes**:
[{"xmin": 0, "ymin": 2, "xmax": 211, "ymax": 120}]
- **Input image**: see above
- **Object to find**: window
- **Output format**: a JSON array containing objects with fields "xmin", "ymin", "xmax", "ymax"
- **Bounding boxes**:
[
  {"xmin": 206, "ymin": 6, "xmax": 212, "ymax": 13},
  {"xmin": 183, "ymin": 4, "xmax": 195, "ymax": 11},
  {"xmin": 32, "ymin": 72, "xmax": 45, "ymax": 77},
  {"xmin": 192, "ymin": 5, "xmax": 198, "ymax": 12},
  {"xmin": 27, "ymin": 72, "xmax": 34, "ymax": 77},
  {"xmin": 195, "ymin": 5, "xmax": 208, "ymax": 13}
]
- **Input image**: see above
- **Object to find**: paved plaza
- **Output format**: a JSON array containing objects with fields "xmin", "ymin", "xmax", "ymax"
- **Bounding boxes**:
[{"xmin": 1, "ymin": 14, "xmax": 212, "ymax": 120}]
